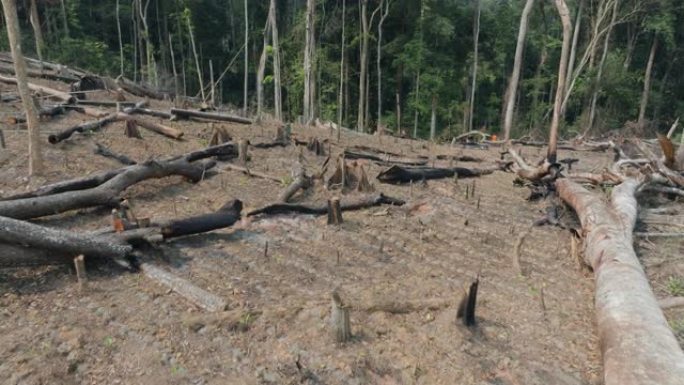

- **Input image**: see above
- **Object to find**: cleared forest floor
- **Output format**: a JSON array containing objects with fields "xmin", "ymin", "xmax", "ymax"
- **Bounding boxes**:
[{"xmin": 0, "ymin": 82, "xmax": 682, "ymax": 385}]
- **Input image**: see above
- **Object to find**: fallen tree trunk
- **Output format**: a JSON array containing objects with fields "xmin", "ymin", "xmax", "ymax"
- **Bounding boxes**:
[
  {"xmin": 48, "ymin": 114, "xmax": 117, "ymax": 144},
  {"xmin": 115, "ymin": 76, "xmax": 169, "ymax": 100},
  {"xmin": 0, "ymin": 158, "xmax": 214, "ymax": 219},
  {"xmin": 0, "ymin": 62, "xmax": 79, "ymax": 83},
  {"xmin": 7, "ymin": 104, "xmax": 65, "ymax": 124},
  {"xmin": 115, "ymin": 113, "xmax": 184, "ymax": 140},
  {"xmin": 64, "ymin": 105, "xmax": 109, "ymax": 118},
  {"xmin": 344, "ymin": 148, "xmax": 428, "ymax": 166},
  {"xmin": 248, "ymin": 193, "xmax": 405, "ymax": 217},
  {"xmin": 0, "ymin": 142, "xmax": 236, "ymax": 203},
  {"xmin": 94, "ymin": 142, "xmax": 136, "ymax": 165},
  {"xmin": 0, "ymin": 243, "xmax": 72, "ymax": 267},
  {"xmin": 76, "ymin": 100, "xmax": 137, "ymax": 108},
  {"xmin": 140, "ymin": 262, "xmax": 226, "ymax": 311},
  {"xmin": 278, "ymin": 164, "xmax": 310, "ymax": 202},
  {"xmin": 376, "ymin": 165, "xmax": 499, "ymax": 184},
  {"xmin": 0, "ymin": 215, "xmax": 132, "ymax": 258},
  {"xmin": 171, "ymin": 108, "xmax": 252, "ymax": 124},
  {"xmin": 0, "ymin": 74, "xmax": 75, "ymax": 103},
  {"xmin": 556, "ymin": 178, "xmax": 684, "ymax": 385},
  {"xmin": 124, "ymin": 106, "xmax": 173, "ymax": 120}
]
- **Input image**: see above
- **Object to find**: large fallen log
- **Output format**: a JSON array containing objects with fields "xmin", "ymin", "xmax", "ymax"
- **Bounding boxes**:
[
  {"xmin": 248, "ymin": 193, "xmax": 405, "ymax": 217},
  {"xmin": 76, "ymin": 100, "xmax": 137, "ymax": 108},
  {"xmin": 0, "ymin": 215, "xmax": 132, "ymax": 259},
  {"xmin": 0, "ymin": 74, "xmax": 75, "ymax": 103},
  {"xmin": 140, "ymin": 262, "xmax": 227, "ymax": 311},
  {"xmin": 7, "ymin": 105, "xmax": 65, "ymax": 124},
  {"xmin": 115, "ymin": 76, "xmax": 169, "ymax": 100},
  {"xmin": 556, "ymin": 178, "xmax": 684, "ymax": 385},
  {"xmin": 170, "ymin": 108, "xmax": 252, "ymax": 124},
  {"xmin": 48, "ymin": 114, "xmax": 117, "ymax": 144},
  {"xmin": 0, "ymin": 142, "xmax": 236, "ymax": 203},
  {"xmin": 343, "ymin": 148, "xmax": 428, "ymax": 166},
  {"xmin": 0, "ymin": 243, "xmax": 72, "ymax": 267},
  {"xmin": 0, "ymin": 158, "xmax": 214, "ymax": 220},
  {"xmin": 376, "ymin": 165, "xmax": 499, "ymax": 184},
  {"xmin": 0, "ymin": 62, "xmax": 79, "ymax": 83}
]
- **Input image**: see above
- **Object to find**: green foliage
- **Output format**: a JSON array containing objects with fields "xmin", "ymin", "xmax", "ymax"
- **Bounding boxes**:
[
  {"xmin": 48, "ymin": 38, "xmax": 116, "ymax": 75},
  {"xmin": 666, "ymin": 276, "xmax": 684, "ymax": 297}
]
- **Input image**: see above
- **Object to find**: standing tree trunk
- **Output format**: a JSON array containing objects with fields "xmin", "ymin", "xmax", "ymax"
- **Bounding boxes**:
[
  {"xmin": 59, "ymin": 0, "xmax": 68, "ymax": 37},
  {"xmin": 587, "ymin": 0, "xmax": 618, "ymax": 134},
  {"xmin": 243, "ymin": 0, "xmax": 248, "ymax": 116},
  {"xmin": 467, "ymin": 0, "xmax": 481, "ymax": 132},
  {"xmin": 502, "ymin": 0, "xmax": 535, "ymax": 142},
  {"xmin": 28, "ymin": 0, "xmax": 44, "ymax": 60},
  {"xmin": 565, "ymin": 0, "xmax": 582, "ymax": 96},
  {"xmin": 413, "ymin": 71, "xmax": 420, "ymax": 138},
  {"xmin": 269, "ymin": 0, "xmax": 282, "ymax": 121},
  {"xmin": 429, "ymin": 95, "xmax": 437, "ymax": 141},
  {"xmin": 2, "ymin": 0, "xmax": 43, "ymax": 175},
  {"xmin": 138, "ymin": 0, "xmax": 157, "ymax": 87},
  {"xmin": 638, "ymin": 35, "xmax": 658, "ymax": 129},
  {"xmin": 185, "ymin": 10, "xmax": 204, "ymax": 103},
  {"xmin": 548, "ymin": 0, "xmax": 572, "ymax": 163},
  {"xmin": 256, "ymin": 8, "xmax": 272, "ymax": 120},
  {"xmin": 376, "ymin": 0, "xmax": 390, "ymax": 132},
  {"xmin": 357, "ymin": 0, "xmax": 369, "ymax": 132},
  {"xmin": 116, "ymin": 0, "xmax": 125, "ymax": 76},
  {"xmin": 168, "ymin": 33, "xmax": 179, "ymax": 100},
  {"xmin": 337, "ymin": 0, "xmax": 346, "ymax": 130},
  {"xmin": 303, "ymin": 0, "xmax": 316, "ymax": 125}
]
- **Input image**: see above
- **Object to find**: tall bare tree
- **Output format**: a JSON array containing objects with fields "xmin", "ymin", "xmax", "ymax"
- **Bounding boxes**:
[
  {"xmin": 270, "ymin": 0, "xmax": 282, "ymax": 121},
  {"xmin": 28, "ymin": 0, "xmax": 44, "ymax": 60},
  {"xmin": 376, "ymin": 0, "xmax": 391, "ymax": 132},
  {"xmin": 638, "ymin": 35, "xmax": 658, "ymax": 129},
  {"xmin": 565, "ymin": 0, "xmax": 583, "ymax": 95},
  {"xmin": 303, "ymin": 0, "xmax": 316, "ymax": 124},
  {"xmin": 587, "ymin": 0, "xmax": 618, "ymax": 133},
  {"xmin": 467, "ymin": 0, "xmax": 481, "ymax": 132},
  {"xmin": 243, "ymin": 0, "xmax": 248, "ymax": 116},
  {"xmin": 116, "ymin": 0, "xmax": 124, "ymax": 76},
  {"xmin": 502, "ymin": 0, "xmax": 535, "ymax": 142},
  {"xmin": 256, "ymin": 5, "xmax": 272, "ymax": 119},
  {"xmin": 337, "ymin": 0, "xmax": 346, "ymax": 130},
  {"xmin": 357, "ymin": 0, "xmax": 369, "ymax": 131},
  {"xmin": 186, "ymin": 9, "xmax": 205, "ymax": 102},
  {"xmin": 1, "ymin": 0, "xmax": 43, "ymax": 175},
  {"xmin": 549, "ymin": 0, "xmax": 572, "ymax": 163}
]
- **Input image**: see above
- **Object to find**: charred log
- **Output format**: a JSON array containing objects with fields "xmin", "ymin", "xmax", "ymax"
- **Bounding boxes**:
[
  {"xmin": 377, "ymin": 165, "xmax": 499, "ymax": 184},
  {"xmin": 247, "ymin": 193, "xmax": 405, "ymax": 217}
]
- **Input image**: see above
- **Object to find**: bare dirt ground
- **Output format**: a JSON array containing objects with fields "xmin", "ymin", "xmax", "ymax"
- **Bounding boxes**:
[{"xmin": 0, "ymin": 81, "xmax": 682, "ymax": 385}]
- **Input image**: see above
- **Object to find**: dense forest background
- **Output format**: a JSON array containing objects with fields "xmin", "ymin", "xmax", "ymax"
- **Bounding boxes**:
[{"xmin": 2, "ymin": 0, "xmax": 683, "ymax": 140}]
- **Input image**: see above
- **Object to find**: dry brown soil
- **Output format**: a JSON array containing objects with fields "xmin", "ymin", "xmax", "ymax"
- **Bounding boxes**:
[{"xmin": 0, "ymin": 81, "xmax": 682, "ymax": 385}]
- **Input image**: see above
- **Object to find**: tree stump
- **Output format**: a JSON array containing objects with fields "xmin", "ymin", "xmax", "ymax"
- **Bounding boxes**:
[
  {"xmin": 124, "ymin": 120, "xmax": 142, "ymax": 139},
  {"xmin": 74, "ymin": 254, "xmax": 87, "ymax": 291},
  {"xmin": 327, "ymin": 198, "xmax": 343, "ymax": 225},
  {"xmin": 456, "ymin": 278, "xmax": 479, "ymax": 327},
  {"xmin": 238, "ymin": 139, "xmax": 250, "ymax": 164},
  {"xmin": 331, "ymin": 291, "xmax": 351, "ymax": 343}
]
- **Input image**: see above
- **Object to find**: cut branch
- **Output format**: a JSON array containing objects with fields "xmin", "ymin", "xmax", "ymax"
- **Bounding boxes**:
[{"xmin": 170, "ymin": 108, "xmax": 252, "ymax": 124}]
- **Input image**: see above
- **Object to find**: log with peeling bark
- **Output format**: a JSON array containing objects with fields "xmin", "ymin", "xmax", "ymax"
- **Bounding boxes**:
[
  {"xmin": 124, "ymin": 106, "xmax": 173, "ymax": 120},
  {"xmin": 0, "ymin": 74, "xmax": 75, "ymax": 103},
  {"xmin": 556, "ymin": 177, "xmax": 684, "ymax": 385},
  {"xmin": 0, "ymin": 158, "xmax": 214, "ymax": 220},
  {"xmin": 247, "ymin": 193, "xmax": 405, "ymax": 217},
  {"xmin": 7, "ymin": 104, "xmax": 65, "ymax": 124},
  {"xmin": 376, "ymin": 165, "xmax": 500, "ymax": 184},
  {"xmin": 170, "ymin": 108, "xmax": 253, "ymax": 124}
]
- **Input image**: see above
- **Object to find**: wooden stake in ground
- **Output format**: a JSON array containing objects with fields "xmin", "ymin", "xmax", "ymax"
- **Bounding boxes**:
[
  {"xmin": 238, "ymin": 139, "xmax": 249, "ymax": 164},
  {"xmin": 331, "ymin": 291, "xmax": 351, "ymax": 343},
  {"xmin": 74, "ymin": 254, "xmax": 87, "ymax": 291},
  {"xmin": 456, "ymin": 277, "xmax": 479, "ymax": 327},
  {"xmin": 1, "ymin": 0, "xmax": 43, "ymax": 175},
  {"xmin": 327, "ymin": 197, "xmax": 343, "ymax": 225}
]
